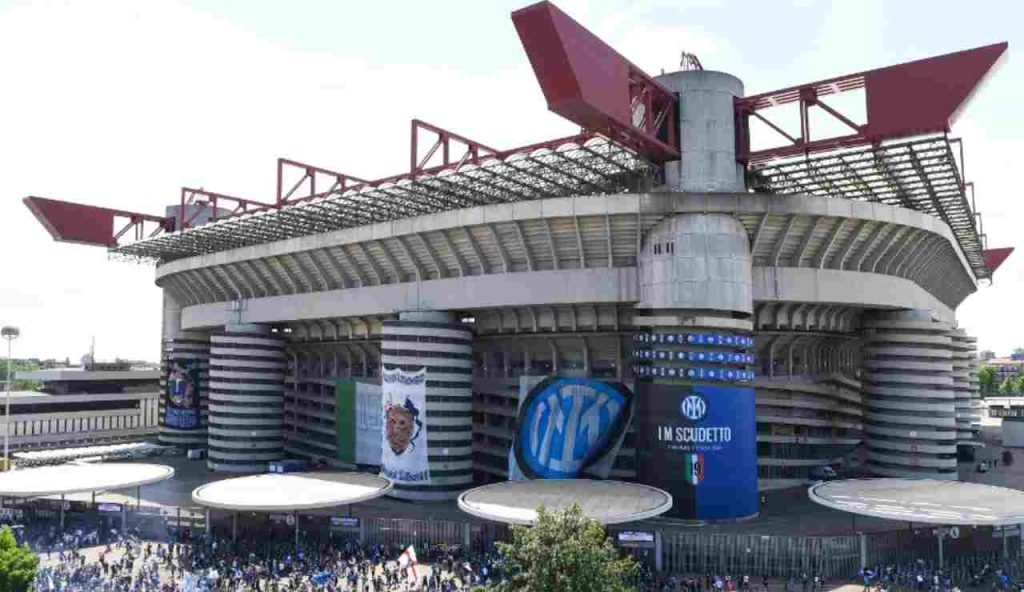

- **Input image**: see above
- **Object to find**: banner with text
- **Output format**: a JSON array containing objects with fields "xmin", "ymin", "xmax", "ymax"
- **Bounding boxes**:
[
  {"xmin": 381, "ymin": 367, "xmax": 430, "ymax": 484},
  {"xmin": 636, "ymin": 384, "xmax": 757, "ymax": 520},
  {"xmin": 164, "ymin": 358, "xmax": 201, "ymax": 430}
]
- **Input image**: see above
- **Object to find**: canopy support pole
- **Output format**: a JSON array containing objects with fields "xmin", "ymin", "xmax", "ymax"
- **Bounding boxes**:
[
  {"xmin": 294, "ymin": 512, "xmax": 300, "ymax": 552},
  {"xmin": 232, "ymin": 512, "xmax": 237, "ymax": 543},
  {"xmin": 59, "ymin": 494, "xmax": 65, "ymax": 531}
]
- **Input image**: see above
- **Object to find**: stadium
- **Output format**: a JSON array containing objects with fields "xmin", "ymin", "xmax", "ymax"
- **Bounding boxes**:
[{"xmin": 23, "ymin": 2, "xmax": 1012, "ymax": 520}]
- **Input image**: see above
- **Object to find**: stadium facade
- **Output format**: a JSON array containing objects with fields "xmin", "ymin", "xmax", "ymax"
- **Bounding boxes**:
[{"xmin": 23, "ymin": 2, "xmax": 1012, "ymax": 519}]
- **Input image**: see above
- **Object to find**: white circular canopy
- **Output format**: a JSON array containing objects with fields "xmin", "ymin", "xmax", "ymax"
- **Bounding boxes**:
[
  {"xmin": 0, "ymin": 463, "xmax": 174, "ymax": 497},
  {"xmin": 192, "ymin": 472, "xmax": 392, "ymax": 512},
  {"xmin": 809, "ymin": 478, "xmax": 1024, "ymax": 526},
  {"xmin": 458, "ymin": 479, "xmax": 673, "ymax": 525}
]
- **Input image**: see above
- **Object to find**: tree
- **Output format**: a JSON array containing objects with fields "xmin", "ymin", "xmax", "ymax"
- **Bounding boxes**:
[
  {"xmin": 487, "ymin": 504, "xmax": 639, "ymax": 592},
  {"xmin": 1016, "ymin": 375, "xmax": 1024, "ymax": 397},
  {"xmin": 978, "ymin": 365, "xmax": 997, "ymax": 396},
  {"xmin": 0, "ymin": 359, "xmax": 40, "ymax": 392},
  {"xmin": 1000, "ymin": 377, "xmax": 1017, "ymax": 396},
  {"xmin": 0, "ymin": 525, "xmax": 38, "ymax": 592}
]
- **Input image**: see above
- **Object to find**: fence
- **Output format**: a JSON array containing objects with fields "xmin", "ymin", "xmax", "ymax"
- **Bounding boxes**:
[
  {"xmin": 661, "ymin": 527, "xmax": 1024, "ymax": 579},
  {"xmin": 361, "ymin": 517, "xmax": 509, "ymax": 554},
  {"xmin": 661, "ymin": 532, "xmax": 860, "ymax": 578}
]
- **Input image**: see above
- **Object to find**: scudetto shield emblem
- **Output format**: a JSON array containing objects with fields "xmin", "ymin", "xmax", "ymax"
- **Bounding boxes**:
[{"xmin": 513, "ymin": 377, "xmax": 634, "ymax": 479}]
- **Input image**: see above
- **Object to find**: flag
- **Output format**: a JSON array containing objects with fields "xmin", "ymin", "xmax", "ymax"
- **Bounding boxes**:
[
  {"xmin": 398, "ymin": 545, "xmax": 419, "ymax": 581},
  {"xmin": 684, "ymin": 453, "xmax": 704, "ymax": 485}
]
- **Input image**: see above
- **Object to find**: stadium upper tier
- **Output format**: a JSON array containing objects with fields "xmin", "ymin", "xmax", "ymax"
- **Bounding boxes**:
[
  {"xmin": 108, "ymin": 134, "xmax": 989, "ymax": 282},
  {"xmin": 111, "ymin": 137, "xmax": 651, "ymax": 263},
  {"xmin": 154, "ymin": 192, "xmax": 976, "ymax": 322}
]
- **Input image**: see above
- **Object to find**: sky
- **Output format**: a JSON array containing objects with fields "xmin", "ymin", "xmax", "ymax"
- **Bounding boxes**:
[{"xmin": 0, "ymin": 0, "xmax": 1021, "ymax": 362}]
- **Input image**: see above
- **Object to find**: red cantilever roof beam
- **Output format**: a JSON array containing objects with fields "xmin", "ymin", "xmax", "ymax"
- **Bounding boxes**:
[
  {"xmin": 511, "ymin": 1, "xmax": 679, "ymax": 163},
  {"xmin": 178, "ymin": 187, "xmax": 276, "ymax": 231},
  {"xmin": 23, "ymin": 196, "xmax": 170, "ymax": 248},
  {"xmin": 738, "ymin": 42, "xmax": 1008, "ymax": 164},
  {"xmin": 276, "ymin": 158, "xmax": 370, "ymax": 208},
  {"xmin": 410, "ymin": 119, "xmax": 500, "ymax": 175}
]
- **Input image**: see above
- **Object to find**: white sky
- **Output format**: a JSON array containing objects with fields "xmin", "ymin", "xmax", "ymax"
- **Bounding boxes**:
[{"xmin": 0, "ymin": 0, "xmax": 1021, "ymax": 362}]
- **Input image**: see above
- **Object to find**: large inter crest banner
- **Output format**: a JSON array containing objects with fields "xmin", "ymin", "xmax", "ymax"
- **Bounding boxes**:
[
  {"xmin": 509, "ymin": 376, "xmax": 634, "ymax": 480},
  {"xmin": 381, "ymin": 367, "xmax": 429, "ymax": 484},
  {"xmin": 164, "ymin": 359, "xmax": 201, "ymax": 429}
]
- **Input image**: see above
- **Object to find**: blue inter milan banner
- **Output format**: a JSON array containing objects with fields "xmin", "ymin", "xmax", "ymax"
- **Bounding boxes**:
[
  {"xmin": 636, "ymin": 384, "xmax": 758, "ymax": 520},
  {"xmin": 164, "ymin": 359, "xmax": 201, "ymax": 429},
  {"xmin": 509, "ymin": 377, "xmax": 634, "ymax": 480}
]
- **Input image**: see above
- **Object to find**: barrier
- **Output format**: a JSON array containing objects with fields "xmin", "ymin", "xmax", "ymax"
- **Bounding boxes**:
[{"xmin": 661, "ymin": 532, "xmax": 860, "ymax": 578}]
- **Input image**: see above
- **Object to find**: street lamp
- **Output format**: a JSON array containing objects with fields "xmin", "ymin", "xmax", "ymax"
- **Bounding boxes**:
[{"xmin": 1, "ymin": 326, "xmax": 19, "ymax": 470}]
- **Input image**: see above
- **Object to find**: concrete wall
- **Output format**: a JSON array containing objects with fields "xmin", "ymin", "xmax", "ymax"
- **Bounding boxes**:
[
  {"xmin": 638, "ymin": 214, "xmax": 752, "ymax": 315},
  {"xmin": 176, "ymin": 266, "xmax": 954, "ymax": 331},
  {"xmin": 1002, "ymin": 419, "xmax": 1024, "ymax": 448}
]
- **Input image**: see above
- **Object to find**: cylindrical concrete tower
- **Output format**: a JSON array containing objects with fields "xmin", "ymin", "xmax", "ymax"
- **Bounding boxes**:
[
  {"xmin": 207, "ymin": 324, "xmax": 286, "ymax": 473},
  {"xmin": 381, "ymin": 311, "xmax": 473, "ymax": 501},
  {"xmin": 632, "ymin": 213, "xmax": 758, "ymax": 520},
  {"xmin": 966, "ymin": 334, "xmax": 982, "ymax": 439},
  {"xmin": 862, "ymin": 311, "xmax": 957, "ymax": 480},
  {"xmin": 159, "ymin": 291, "xmax": 210, "ymax": 447},
  {"xmin": 655, "ymin": 70, "xmax": 745, "ymax": 193},
  {"xmin": 949, "ymin": 328, "xmax": 975, "ymax": 448}
]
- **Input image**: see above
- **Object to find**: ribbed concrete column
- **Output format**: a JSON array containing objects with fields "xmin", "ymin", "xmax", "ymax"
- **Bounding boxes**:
[
  {"xmin": 381, "ymin": 311, "xmax": 473, "ymax": 501},
  {"xmin": 207, "ymin": 324, "xmax": 286, "ymax": 473},
  {"xmin": 949, "ymin": 328, "xmax": 974, "ymax": 447},
  {"xmin": 862, "ymin": 311, "xmax": 957, "ymax": 480},
  {"xmin": 159, "ymin": 290, "xmax": 209, "ymax": 447},
  {"xmin": 966, "ymin": 335, "xmax": 982, "ymax": 437}
]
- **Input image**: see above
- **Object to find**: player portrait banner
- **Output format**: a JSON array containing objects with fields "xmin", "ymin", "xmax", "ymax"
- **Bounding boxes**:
[
  {"xmin": 164, "ymin": 358, "xmax": 201, "ymax": 430},
  {"xmin": 636, "ymin": 384, "xmax": 757, "ymax": 520},
  {"xmin": 381, "ymin": 367, "xmax": 429, "ymax": 484},
  {"xmin": 509, "ymin": 376, "xmax": 634, "ymax": 480},
  {"xmin": 335, "ymin": 380, "xmax": 383, "ymax": 467}
]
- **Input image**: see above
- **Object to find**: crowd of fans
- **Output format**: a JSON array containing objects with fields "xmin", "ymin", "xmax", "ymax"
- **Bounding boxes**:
[
  {"xmin": 5, "ymin": 513, "xmax": 1024, "ymax": 591},
  {"xmin": 855, "ymin": 559, "xmax": 1024, "ymax": 592},
  {"xmin": 15, "ymin": 516, "xmax": 504, "ymax": 591}
]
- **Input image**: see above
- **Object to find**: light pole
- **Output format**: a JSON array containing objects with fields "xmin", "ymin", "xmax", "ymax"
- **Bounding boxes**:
[{"xmin": 1, "ymin": 326, "xmax": 20, "ymax": 470}]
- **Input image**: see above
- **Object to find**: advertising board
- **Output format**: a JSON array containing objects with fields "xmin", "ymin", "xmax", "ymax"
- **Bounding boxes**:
[
  {"xmin": 508, "ymin": 376, "xmax": 634, "ymax": 480},
  {"xmin": 164, "ymin": 358, "xmax": 201, "ymax": 429},
  {"xmin": 636, "ymin": 384, "xmax": 757, "ymax": 520},
  {"xmin": 381, "ymin": 367, "xmax": 430, "ymax": 484}
]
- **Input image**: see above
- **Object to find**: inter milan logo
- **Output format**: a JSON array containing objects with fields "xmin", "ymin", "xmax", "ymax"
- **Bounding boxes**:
[
  {"xmin": 514, "ymin": 378, "xmax": 634, "ymax": 479},
  {"xmin": 680, "ymin": 394, "xmax": 708, "ymax": 422}
]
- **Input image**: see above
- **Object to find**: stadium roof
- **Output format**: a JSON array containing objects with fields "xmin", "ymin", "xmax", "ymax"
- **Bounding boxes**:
[
  {"xmin": 809, "ymin": 478, "xmax": 1024, "ymax": 526},
  {"xmin": 749, "ymin": 135, "xmax": 989, "ymax": 277},
  {"xmin": 111, "ymin": 137, "xmax": 651, "ymax": 263},
  {"xmin": 191, "ymin": 472, "xmax": 392, "ymax": 512},
  {"xmin": 0, "ymin": 463, "xmax": 174, "ymax": 497},
  {"xmin": 457, "ymin": 479, "xmax": 672, "ymax": 525}
]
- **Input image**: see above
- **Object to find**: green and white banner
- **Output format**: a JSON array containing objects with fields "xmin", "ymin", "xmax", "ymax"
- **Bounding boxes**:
[{"xmin": 335, "ymin": 379, "xmax": 382, "ymax": 466}]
